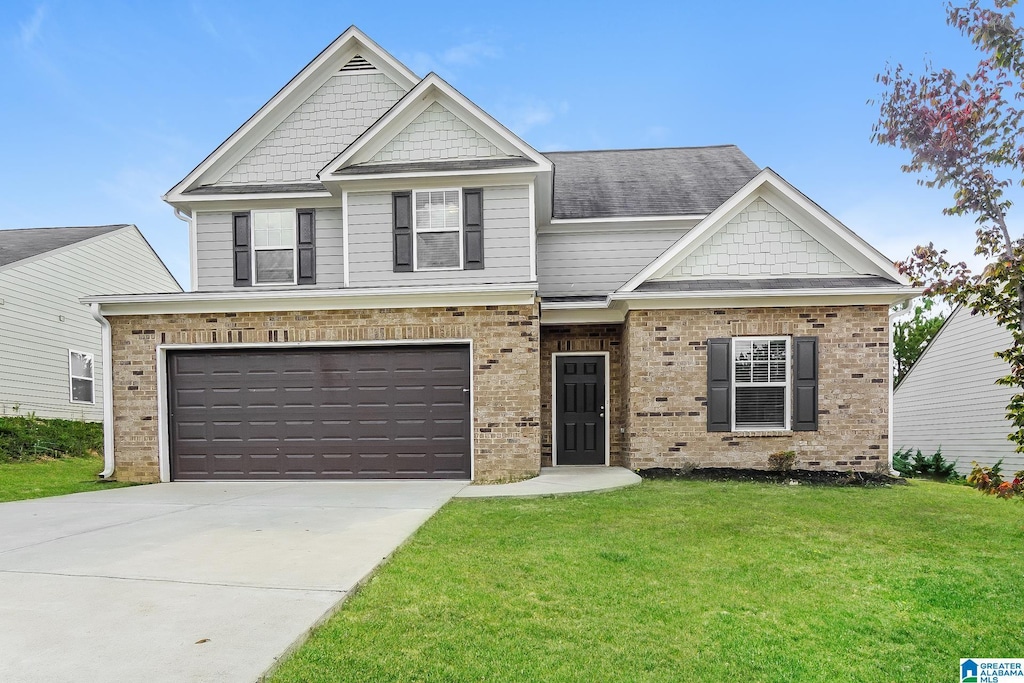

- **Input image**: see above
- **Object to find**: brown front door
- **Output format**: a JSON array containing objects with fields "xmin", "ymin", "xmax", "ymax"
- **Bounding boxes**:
[
  {"xmin": 554, "ymin": 355, "xmax": 606, "ymax": 465},
  {"xmin": 167, "ymin": 345, "xmax": 471, "ymax": 480}
]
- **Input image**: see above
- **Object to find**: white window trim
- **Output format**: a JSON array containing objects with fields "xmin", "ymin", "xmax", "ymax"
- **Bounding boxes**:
[
  {"xmin": 730, "ymin": 336, "xmax": 790, "ymax": 432},
  {"xmin": 68, "ymin": 349, "xmax": 95, "ymax": 405},
  {"xmin": 412, "ymin": 188, "xmax": 463, "ymax": 272},
  {"xmin": 251, "ymin": 209, "xmax": 299, "ymax": 286}
]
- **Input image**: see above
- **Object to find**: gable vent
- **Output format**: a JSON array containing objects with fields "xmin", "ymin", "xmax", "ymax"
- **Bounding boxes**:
[{"xmin": 340, "ymin": 55, "xmax": 376, "ymax": 72}]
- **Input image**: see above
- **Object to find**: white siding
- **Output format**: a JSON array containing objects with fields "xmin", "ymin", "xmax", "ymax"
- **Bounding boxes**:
[
  {"xmin": 537, "ymin": 229, "xmax": 682, "ymax": 296},
  {"xmin": 893, "ymin": 306, "xmax": 1022, "ymax": 474},
  {"xmin": 218, "ymin": 71, "xmax": 406, "ymax": 184},
  {"xmin": 0, "ymin": 229, "xmax": 180, "ymax": 421},
  {"xmin": 347, "ymin": 186, "xmax": 532, "ymax": 287},
  {"xmin": 660, "ymin": 198, "xmax": 854, "ymax": 279},
  {"xmin": 369, "ymin": 102, "xmax": 504, "ymax": 163},
  {"xmin": 195, "ymin": 208, "xmax": 345, "ymax": 291}
]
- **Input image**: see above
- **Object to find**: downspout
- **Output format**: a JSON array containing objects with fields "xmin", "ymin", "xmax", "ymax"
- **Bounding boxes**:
[
  {"xmin": 173, "ymin": 207, "xmax": 196, "ymax": 292},
  {"xmin": 89, "ymin": 303, "xmax": 115, "ymax": 479}
]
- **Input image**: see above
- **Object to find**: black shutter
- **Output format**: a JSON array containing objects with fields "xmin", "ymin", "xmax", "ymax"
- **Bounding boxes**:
[
  {"xmin": 793, "ymin": 336, "xmax": 819, "ymax": 431},
  {"xmin": 297, "ymin": 209, "xmax": 316, "ymax": 285},
  {"xmin": 232, "ymin": 212, "xmax": 251, "ymax": 287},
  {"xmin": 707, "ymin": 338, "xmax": 732, "ymax": 432},
  {"xmin": 393, "ymin": 191, "xmax": 412, "ymax": 272},
  {"xmin": 463, "ymin": 188, "xmax": 484, "ymax": 270}
]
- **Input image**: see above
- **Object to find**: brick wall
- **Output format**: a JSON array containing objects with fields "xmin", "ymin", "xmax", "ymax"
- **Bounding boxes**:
[
  {"xmin": 540, "ymin": 325, "xmax": 625, "ymax": 467},
  {"xmin": 107, "ymin": 304, "xmax": 540, "ymax": 484},
  {"xmin": 623, "ymin": 305, "xmax": 889, "ymax": 471}
]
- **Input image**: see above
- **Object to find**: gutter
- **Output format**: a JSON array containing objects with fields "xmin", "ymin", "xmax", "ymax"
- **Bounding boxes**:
[{"xmin": 89, "ymin": 303, "xmax": 115, "ymax": 479}]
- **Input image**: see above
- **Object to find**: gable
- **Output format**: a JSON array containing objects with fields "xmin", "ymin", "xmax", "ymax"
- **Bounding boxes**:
[
  {"xmin": 660, "ymin": 198, "xmax": 856, "ymax": 279},
  {"xmin": 367, "ymin": 102, "xmax": 504, "ymax": 164},
  {"xmin": 217, "ymin": 66, "xmax": 406, "ymax": 184}
]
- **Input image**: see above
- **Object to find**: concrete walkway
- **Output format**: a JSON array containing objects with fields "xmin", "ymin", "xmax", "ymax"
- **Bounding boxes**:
[
  {"xmin": 0, "ymin": 481, "xmax": 465, "ymax": 683},
  {"xmin": 457, "ymin": 466, "xmax": 641, "ymax": 498}
]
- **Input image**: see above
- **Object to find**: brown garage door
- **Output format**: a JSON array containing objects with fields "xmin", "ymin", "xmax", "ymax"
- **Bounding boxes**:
[{"xmin": 167, "ymin": 345, "xmax": 471, "ymax": 480}]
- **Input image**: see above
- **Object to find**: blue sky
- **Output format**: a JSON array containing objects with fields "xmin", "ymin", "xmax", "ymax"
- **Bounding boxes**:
[{"xmin": 0, "ymin": 0, "xmax": 1003, "ymax": 289}]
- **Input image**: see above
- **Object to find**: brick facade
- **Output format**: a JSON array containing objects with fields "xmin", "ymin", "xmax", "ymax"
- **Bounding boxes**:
[
  {"xmin": 540, "ymin": 324, "xmax": 625, "ymax": 467},
  {"xmin": 107, "ymin": 304, "xmax": 540, "ymax": 484},
  {"xmin": 622, "ymin": 305, "xmax": 890, "ymax": 472}
]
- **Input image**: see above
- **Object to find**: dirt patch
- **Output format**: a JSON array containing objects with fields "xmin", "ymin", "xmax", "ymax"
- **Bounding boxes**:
[{"xmin": 638, "ymin": 467, "xmax": 906, "ymax": 487}]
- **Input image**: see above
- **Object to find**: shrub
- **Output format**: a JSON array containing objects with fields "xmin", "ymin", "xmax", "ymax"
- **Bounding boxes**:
[
  {"xmin": 0, "ymin": 416, "xmax": 103, "ymax": 462},
  {"xmin": 892, "ymin": 447, "xmax": 959, "ymax": 481},
  {"xmin": 967, "ymin": 460, "xmax": 1024, "ymax": 499},
  {"xmin": 767, "ymin": 450, "xmax": 796, "ymax": 472}
]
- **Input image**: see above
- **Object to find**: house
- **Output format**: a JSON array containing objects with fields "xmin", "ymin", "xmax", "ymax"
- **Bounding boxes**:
[
  {"xmin": 0, "ymin": 225, "xmax": 181, "ymax": 422},
  {"xmin": 84, "ymin": 27, "xmax": 918, "ymax": 483},
  {"xmin": 893, "ymin": 305, "xmax": 1022, "ymax": 475}
]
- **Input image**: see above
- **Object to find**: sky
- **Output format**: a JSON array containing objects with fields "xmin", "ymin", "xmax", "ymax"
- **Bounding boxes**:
[{"xmin": 0, "ymin": 0, "xmax": 1010, "ymax": 289}]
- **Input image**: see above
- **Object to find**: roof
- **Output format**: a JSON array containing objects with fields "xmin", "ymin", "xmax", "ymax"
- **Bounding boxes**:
[
  {"xmin": 545, "ymin": 145, "xmax": 761, "ymax": 220},
  {"xmin": 335, "ymin": 157, "xmax": 533, "ymax": 175},
  {"xmin": 184, "ymin": 182, "xmax": 326, "ymax": 195},
  {"xmin": 0, "ymin": 225, "xmax": 128, "ymax": 268}
]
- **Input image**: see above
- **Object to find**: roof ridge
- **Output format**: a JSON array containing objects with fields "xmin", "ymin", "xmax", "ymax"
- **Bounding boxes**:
[
  {"xmin": 542, "ymin": 144, "xmax": 742, "ymax": 155},
  {"xmin": 0, "ymin": 224, "xmax": 131, "ymax": 233}
]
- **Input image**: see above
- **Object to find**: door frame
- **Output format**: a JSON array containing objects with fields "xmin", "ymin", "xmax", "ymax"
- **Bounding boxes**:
[
  {"xmin": 158, "ymin": 339, "xmax": 475, "ymax": 483},
  {"xmin": 550, "ymin": 351, "xmax": 610, "ymax": 467}
]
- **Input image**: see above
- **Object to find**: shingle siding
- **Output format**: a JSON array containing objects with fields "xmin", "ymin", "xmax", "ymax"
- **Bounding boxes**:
[
  {"xmin": 0, "ymin": 229, "xmax": 180, "ymax": 421},
  {"xmin": 893, "ymin": 306, "xmax": 1022, "ymax": 475},
  {"xmin": 369, "ymin": 102, "xmax": 505, "ymax": 163},
  {"xmin": 218, "ymin": 71, "xmax": 406, "ymax": 184},
  {"xmin": 662, "ymin": 198, "xmax": 855, "ymax": 279}
]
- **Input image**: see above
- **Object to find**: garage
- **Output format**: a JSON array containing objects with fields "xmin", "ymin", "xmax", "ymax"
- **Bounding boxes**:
[{"xmin": 167, "ymin": 344, "xmax": 471, "ymax": 480}]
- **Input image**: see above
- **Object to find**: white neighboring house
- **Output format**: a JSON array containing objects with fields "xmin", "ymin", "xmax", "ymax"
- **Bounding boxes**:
[
  {"xmin": 0, "ymin": 225, "xmax": 181, "ymax": 421},
  {"xmin": 893, "ymin": 305, "xmax": 1022, "ymax": 475}
]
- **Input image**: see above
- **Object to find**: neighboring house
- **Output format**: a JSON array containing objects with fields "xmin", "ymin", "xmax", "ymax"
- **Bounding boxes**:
[
  {"xmin": 0, "ymin": 225, "xmax": 181, "ymax": 422},
  {"xmin": 85, "ymin": 27, "xmax": 918, "ymax": 483},
  {"xmin": 893, "ymin": 305, "xmax": 1022, "ymax": 475}
]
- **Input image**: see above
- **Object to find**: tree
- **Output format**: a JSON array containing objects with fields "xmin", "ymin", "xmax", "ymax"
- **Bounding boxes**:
[
  {"xmin": 873, "ymin": 0, "xmax": 1024, "ymax": 450},
  {"xmin": 892, "ymin": 299, "xmax": 947, "ymax": 386}
]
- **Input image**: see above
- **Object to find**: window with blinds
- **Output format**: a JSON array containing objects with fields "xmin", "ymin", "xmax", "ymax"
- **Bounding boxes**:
[
  {"xmin": 732, "ymin": 337, "xmax": 789, "ymax": 430},
  {"xmin": 413, "ymin": 189, "xmax": 462, "ymax": 270}
]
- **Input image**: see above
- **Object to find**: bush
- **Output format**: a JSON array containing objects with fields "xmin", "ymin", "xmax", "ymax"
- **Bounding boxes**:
[
  {"xmin": 892, "ymin": 447, "xmax": 959, "ymax": 481},
  {"xmin": 0, "ymin": 416, "xmax": 103, "ymax": 462},
  {"xmin": 967, "ymin": 460, "xmax": 1024, "ymax": 500},
  {"xmin": 767, "ymin": 450, "xmax": 796, "ymax": 472}
]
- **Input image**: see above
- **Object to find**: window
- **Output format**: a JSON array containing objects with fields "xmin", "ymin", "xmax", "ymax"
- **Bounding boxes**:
[
  {"xmin": 69, "ymin": 350, "xmax": 94, "ymax": 404},
  {"xmin": 732, "ymin": 337, "xmax": 789, "ymax": 430},
  {"xmin": 252, "ymin": 209, "xmax": 296, "ymax": 284},
  {"xmin": 413, "ymin": 189, "xmax": 462, "ymax": 270}
]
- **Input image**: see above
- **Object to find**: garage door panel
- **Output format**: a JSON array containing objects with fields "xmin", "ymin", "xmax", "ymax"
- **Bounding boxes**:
[{"xmin": 169, "ymin": 345, "xmax": 471, "ymax": 480}]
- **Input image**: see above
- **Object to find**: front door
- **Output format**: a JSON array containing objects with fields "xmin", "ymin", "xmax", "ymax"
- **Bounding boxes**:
[{"xmin": 554, "ymin": 355, "xmax": 606, "ymax": 465}]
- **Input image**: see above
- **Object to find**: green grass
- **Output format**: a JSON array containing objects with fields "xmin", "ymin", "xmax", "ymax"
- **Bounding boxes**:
[
  {"xmin": 0, "ymin": 455, "xmax": 133, "ymax": 502},
  {"xmin": 0, "ymin": 415, "xmax": 103, "ymax": 462},
  {"xmin": 271, "ymin": 479, "xmax": 1024, "ymax": 683}
]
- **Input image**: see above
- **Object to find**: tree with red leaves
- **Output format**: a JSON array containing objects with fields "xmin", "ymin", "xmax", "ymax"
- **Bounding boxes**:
[{"xmin": 874, "ymin": 0, "xmax": 1024, "ymax": 450}]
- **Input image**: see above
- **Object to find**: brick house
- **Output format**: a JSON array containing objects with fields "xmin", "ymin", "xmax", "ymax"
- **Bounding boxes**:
[{"xmin": 86, "ymin": 27, "xmax": 918, "ymax": 483}]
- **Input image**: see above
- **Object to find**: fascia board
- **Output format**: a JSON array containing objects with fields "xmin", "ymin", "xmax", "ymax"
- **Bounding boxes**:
[
  {"xmin": 540, "ymin": 307, "xmax": 625, "ymax": 325},
  {"xmin": 326, "ymin": 171, "xmax": 541, "ymax": 193},
  {"xmin": 164, "ymin": 27, "xmax": 418, "ymax": 201},
  {"xmin": 610, "ymin": 286, "xmax": 923, "ymax": 309},
  {"xmin": 85, "ymin": 283, "xmax": 539, "ymax": 316}
]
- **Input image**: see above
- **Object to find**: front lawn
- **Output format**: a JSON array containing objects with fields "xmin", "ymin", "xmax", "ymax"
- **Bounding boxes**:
[
  {"xmin": 0, "ymin": 456, "xmax": 132, "ymax": 502},
  {"xmin": 271, "ymin": 479, "xmax": 1024, "ymax": 683}
]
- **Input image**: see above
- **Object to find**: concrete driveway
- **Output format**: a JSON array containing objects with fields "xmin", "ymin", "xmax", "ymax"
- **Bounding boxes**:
[{"xmin": 0, "ymin": 480, "xmax": 466, "ymax": 683}]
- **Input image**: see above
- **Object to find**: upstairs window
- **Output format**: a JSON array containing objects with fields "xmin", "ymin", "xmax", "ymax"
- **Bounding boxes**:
[
  {"xmin": 732, "ymin": 337, "xmax": 789, "ymax": 430},
  {"xmin": 252, "ymin": 209, "xmax": 297, "ymax": 284},
  {"xmin": 413, "ymin": 189, "xmax": 462, "ymax": 270},
  {"xmin": 69, "ymin": 350, "xmax": 95, "ymax": 404}
]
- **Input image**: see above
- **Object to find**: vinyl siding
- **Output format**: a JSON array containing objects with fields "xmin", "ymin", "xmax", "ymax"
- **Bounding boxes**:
[
  {"xmin": 0, "ymin": 228, "xmax": 180, "ymax": 421},
  {"xmin": 195, "ymin": 208, "xmax": 345, "ymax": 291},
  {"xmin": 893, "ymin": 306, "xmax": 1021, "ymax": 474},
  {"xmin": 537, "ymin": 229, "xmax": 683, "ymax": 296},
  {"xmin": 347, "ymin": 186, "xmax": 532, "ymax": 287}
]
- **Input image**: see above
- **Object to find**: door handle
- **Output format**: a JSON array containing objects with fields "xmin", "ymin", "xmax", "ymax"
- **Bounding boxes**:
[{"xmin": 599, "ymin": 405, "xmax": 605, "ymax": 418}]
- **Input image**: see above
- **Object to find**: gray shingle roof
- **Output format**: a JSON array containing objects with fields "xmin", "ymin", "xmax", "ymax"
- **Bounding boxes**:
[
  {"xmin": 335, "ymin": 157, "xmax": 534, "ymax": 175},
  {"xmin": 0, "ymin": 225, "xmax": 128, "ymax": 268},
  {"xmin": 184, "ymin": 182, "xmax": 326, "ymax": 195},
  {"xmin": 545, "ymin": 145, "xmax": 760, "ymax": 219},
  {"xmin": 634, "ymin": 276, "xmax": 901, "ymax": 292}
]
